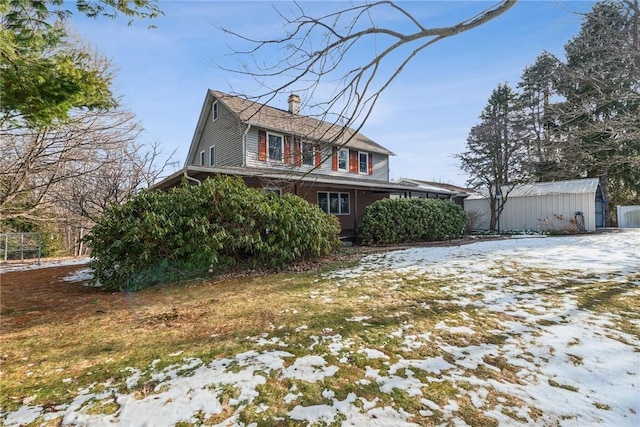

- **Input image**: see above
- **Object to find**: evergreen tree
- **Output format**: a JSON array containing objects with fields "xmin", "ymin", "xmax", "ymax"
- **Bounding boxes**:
[
  {"xmin": 515, "ymin": 52, "xmax": 564, "ymax": 180},
  {"xmin": 0, "ymin": 0, "xmax": 161, "ymax": 127},
  {"xmin": 553, "ymin": 0, "xmax": 640, "ymax": 224},
  {"xmin": 457, "ymin": 83, "xmax": 527, "ymax": 231}
]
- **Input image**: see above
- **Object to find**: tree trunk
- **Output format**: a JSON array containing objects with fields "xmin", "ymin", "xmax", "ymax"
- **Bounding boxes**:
[{"xmin": 599, "ymin": 173, "xmax": 610, "ymax": 227}]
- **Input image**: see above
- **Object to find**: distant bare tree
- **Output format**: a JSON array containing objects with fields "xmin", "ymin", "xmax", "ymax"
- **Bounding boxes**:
[
  {"xmin": 60, "ymin": 140, "xmax": 176, "ymax": 222},
  {"xmin": 55, "ymin": 139, "xmax": 175, "ymax": 255},
  {"xmin": 0, "ymin": 107, "xmax": 140, "ymax": 220},
  {"xmin": 221, "ymin": 1, "xmax": 517, "ymax": 149}
]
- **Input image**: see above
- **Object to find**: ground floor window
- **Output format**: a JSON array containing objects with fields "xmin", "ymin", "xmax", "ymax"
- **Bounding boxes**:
[
  {"xmin": 317, "ymin": 192, "xmax": 350, "ymax": 215},
  {"xmin": 263, "ymin": 186, "xmax": 282, "ymax": 196}
]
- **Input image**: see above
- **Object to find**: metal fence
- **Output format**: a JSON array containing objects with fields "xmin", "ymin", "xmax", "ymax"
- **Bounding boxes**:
[
  {"xmin": 0, "ymin": 233, "xmax": 42, "ymax": 262},
  {"xmin": 617, "ymin": 206, "xmax": 640, "ymax": 228}
]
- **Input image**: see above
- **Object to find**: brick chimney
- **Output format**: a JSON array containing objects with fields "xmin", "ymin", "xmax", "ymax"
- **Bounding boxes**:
[{"xmin": 288, "ymin": 94, "xmax": 300, "ymax": 115}]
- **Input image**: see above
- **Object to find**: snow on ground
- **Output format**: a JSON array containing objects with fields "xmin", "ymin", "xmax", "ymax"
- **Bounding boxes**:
[
  {"xmin": 0, "ymin": 257, "xmax": 90, "ymax": 274},
  {"xmin": 2, "ymin": 230, "xmax": 639, "ymax": 426}
]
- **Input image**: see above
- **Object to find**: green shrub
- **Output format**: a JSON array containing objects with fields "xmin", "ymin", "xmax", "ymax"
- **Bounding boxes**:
[
  {"xmin": 86, "ymin": 176, "xmax": 340, "ymax": 291},
  {"xmin": 357, "ymin": 198, "xmax": 466, "ymax": 245}
]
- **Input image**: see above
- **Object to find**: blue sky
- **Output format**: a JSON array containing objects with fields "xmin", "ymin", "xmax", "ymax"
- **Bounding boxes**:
[{"xmin": 70, "ymin": 1, "xmax": 595, "ymax": 186}]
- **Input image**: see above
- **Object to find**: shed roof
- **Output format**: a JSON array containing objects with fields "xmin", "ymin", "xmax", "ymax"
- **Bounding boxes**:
[
  {"xmin": 509, "ymin": 178, "xmax": 600, "ymax": 197},
  {"xmin": 210, "ymin": 90, "xmax": 394, "ymax": 156},
  {"xmin": 466, "ymin": 178, "xmax": 600, "ymax": 200}
]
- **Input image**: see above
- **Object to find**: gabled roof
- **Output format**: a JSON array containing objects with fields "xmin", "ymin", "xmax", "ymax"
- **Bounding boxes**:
[
  {"xmin": 466, "ymin": 178, "xmax": 600, "ymax": 200},
  {"xmin": 210, "ymin": 90, "xmax": 395, "ymax": 156}
]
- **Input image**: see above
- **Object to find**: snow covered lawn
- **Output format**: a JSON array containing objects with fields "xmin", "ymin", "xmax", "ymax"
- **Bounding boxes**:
[{"xmin": 2, "ymin": 230, "xmax": 639, "ymax": 426}]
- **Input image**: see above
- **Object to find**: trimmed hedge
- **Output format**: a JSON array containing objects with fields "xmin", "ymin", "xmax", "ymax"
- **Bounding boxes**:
[
  {"xmin": 357, "ymin": 198, "xmax": 466, "ymax": 245},
  {"xmin": 86, "ymin": 176, "xmax": 340, "ymax": 291}
]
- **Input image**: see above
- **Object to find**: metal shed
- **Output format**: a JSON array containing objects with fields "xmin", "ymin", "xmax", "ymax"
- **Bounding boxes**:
[{"xmin": 464, "ymin": 178, "xmax": 604, "ymax": 232}]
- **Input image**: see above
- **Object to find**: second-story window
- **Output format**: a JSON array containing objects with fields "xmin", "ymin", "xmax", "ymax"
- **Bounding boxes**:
[
  {"xmin": 268, "ymin": 132, "xmax": 283, "ymax": 161},
  {"xmin": 302, "ymin": 142, "xmax": 315, "ymax": 166},
  {"xmin": 209, "ymin": 145, "xmax": 215, "ymax": 166},
  {"xmin": 359, "ymin": 152, "xmax": 369, "ymax": 174},
  {"xmin": 212, "ymin": 101, "xmax": 218, "ymax": 121},
  {"xmin": 199, "ymin": 150, "xmax": 205, "ymax": 166},
  {"xmin": 338, "ymin": 149, "xmax": 348, "ymax": 171}
]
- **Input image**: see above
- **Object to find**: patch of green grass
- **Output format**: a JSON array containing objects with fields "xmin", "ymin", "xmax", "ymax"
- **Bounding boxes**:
[
  {"xmin": 482, "ymin": 355, "xmax": 523, "ymax": 385},
  {"xmin": 3, "ymin": 247, "xmax": 638, "ymax": 425},
  {"xmin": 422, "ymin": 381, "xmax": 459, "ymax": 407},
  {"xmin": 458, "ymin": 400, "xmax": 499, "ymax": 426},
  {"xmin": 548, "ymin": 379, "xmax": 579, "ymax": 392},
  {"xmin": 15, "ymin": 416, "xmax": 64, "ymax": 427},
  {"xmin": 81, "ymin": 395, "xmax": 120, "ymax": 415},
  {"xmin": 593, "ymin": 402, "xmax": 612, "ymax": 410},
  {"xmin": 501, "ymin": 407, "xmax": 529, "ymax": 423},
  {"xmin": 566, "ymin": 353, "xmax": 583, "ymax": 366}
]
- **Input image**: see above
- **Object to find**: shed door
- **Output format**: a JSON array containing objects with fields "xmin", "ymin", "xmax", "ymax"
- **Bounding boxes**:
[{"xmin": 595, "ymin": 190, "xmax": 604, "ymax": 228}]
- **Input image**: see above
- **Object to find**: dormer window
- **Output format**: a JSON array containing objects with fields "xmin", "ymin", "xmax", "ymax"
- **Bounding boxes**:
[{"xmin": 212, "ymin": 101, "xmax": 219, "ymax": 122}]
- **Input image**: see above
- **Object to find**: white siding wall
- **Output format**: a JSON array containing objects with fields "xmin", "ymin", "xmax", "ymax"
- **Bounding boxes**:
[
  {"xmin": 464, "ymin": 198, "xmax": 491, "ymax": 231},
  {"xmin": 465, "ymin": 193, "xmax": 597, "ymax": 232},
  {"xmin": 500, "ymin": 193, "xmax": 595, "ymax": 231},
  {"xmin": 190, "ymin": 99, "xmax": 245, "ymax": 167}
]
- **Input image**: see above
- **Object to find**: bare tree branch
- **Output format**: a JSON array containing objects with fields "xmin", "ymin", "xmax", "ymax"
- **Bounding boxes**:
[{"xmin": 218, "ymin": 0, "xmax": 517, "ymax": 163}]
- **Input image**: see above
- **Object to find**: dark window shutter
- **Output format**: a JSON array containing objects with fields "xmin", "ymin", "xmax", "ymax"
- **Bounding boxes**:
[
  {"xmin": 258, "ymin": 130, "xmax": 267, "ymax": 161},
  {"xmin": 284, "ymin": 136, "xmax": 291, "ymax": 164},
  {"xmin": 368, "ymin": 153, "xmax": 373, "ymax": 175},
  {"xmin": 332, "ymin": 147, "xmax": 338, "ymax": 171},
  {"xmin": 349, "ymin": 150, "xmax": 358, "ymax": 173},
  {"xmin": 315, "ymin": 145, "xmax": 322, "ymax": 167},
  {"xmin": 294, "ymin": 137, "xmax": 301, "ymax": 165}
]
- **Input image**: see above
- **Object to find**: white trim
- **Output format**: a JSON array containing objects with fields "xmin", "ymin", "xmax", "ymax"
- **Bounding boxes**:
[
  {"xmin": 209, "ymin": 145, "xmax": 215, "ymax": 166},
  {"xmin": 301, "ymin": 140, "xmax": 314, "ymax": 166},
  {"xmin": 358, "ymin": 151, "xmax": 369, "ymax": 174},
  {"xmin": 267, "ymin": 131, "xmax": 284, "ymax": 161},
  {"xmin": 317, "ymin": 191, "xmax": 350, "ymax": 215},
  {"xmin": 199, "ymin": 150, "xmax": 205, "ymax": 166},
  {"xmin": 337, "ymin": 149, "xmax": 348, "ymax": 171},
  {"xmin": 263, "ymin": 186, "xmax": 282, "ymax": 196},
  {"xmin": 212, "ymin": 100, "xmax": 219, "ymax": 122}
]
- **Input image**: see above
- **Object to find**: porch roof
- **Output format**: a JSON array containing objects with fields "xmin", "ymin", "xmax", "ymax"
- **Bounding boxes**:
[{"xmin": 150, "ymin": 165, "xmax": 454, "ymax": 195}]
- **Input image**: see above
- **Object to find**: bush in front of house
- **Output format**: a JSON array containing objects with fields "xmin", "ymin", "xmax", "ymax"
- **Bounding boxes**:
[
  {"xmin": 357, "ymin": 198, "xmax": 467, "ymax": 245},
  {"xmin": 86, "ymin": 175, "xmax": 340, "ymax": 291}
]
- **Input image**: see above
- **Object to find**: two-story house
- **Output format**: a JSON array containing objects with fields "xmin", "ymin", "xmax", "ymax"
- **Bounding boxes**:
[{"xmin": 152, "ymin": 89, "xmax": 457, "ymax": 236}]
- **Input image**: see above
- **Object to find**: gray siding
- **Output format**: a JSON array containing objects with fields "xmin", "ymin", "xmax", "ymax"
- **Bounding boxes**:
[
  {"xmin": 245, "ymin": 127, "xmax": 390, "ymax": 181},
  {"xmin": 465, "ymin": 192, "xmax": 597, "ymax": 232},
  {"xmin": 189, "ymin": 99, "xmax": 245, "ymax": 167}
]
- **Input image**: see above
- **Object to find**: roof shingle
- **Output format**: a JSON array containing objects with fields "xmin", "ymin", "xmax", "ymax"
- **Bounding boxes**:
[{"xmin": 210, "ymin": 89, "xmax": 394, "ymax": 156}]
